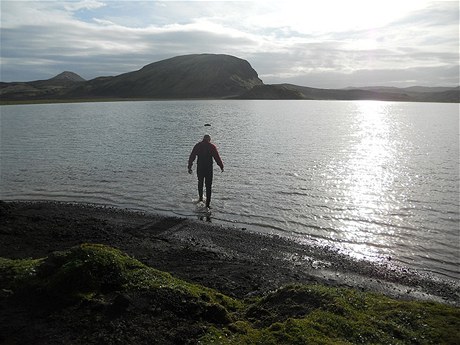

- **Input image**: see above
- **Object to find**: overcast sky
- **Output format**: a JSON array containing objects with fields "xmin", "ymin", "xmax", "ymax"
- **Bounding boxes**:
[{"xmin": 1, "ymin": 0, "xmax": 458, "ymax": 88}]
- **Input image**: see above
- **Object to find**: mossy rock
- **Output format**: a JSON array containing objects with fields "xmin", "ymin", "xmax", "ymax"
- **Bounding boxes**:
[
  {"xmin": 245, "ymin": 284, "xmax": 338, "ymax": 327},
  {"xmin": 24, "ymin": 244, "xmax": 237, "ymax": 315},
  {"xmin": 0, "ymin": 257, "xmax": 43, "ymax": 291},
  {"xmin": 34, "ymin": 244, "xmax": 144, "ymax": 299},
  {"xmin": 2, "ymin": 245, "xmax": 459, "ymax": 345},
  {"xmin": 202, "ymin": 285, "xmax": 460, "ymax": 344},
  {"xmin": 1, "ymin": 244, "xmax": 242, "ymax": 344}
]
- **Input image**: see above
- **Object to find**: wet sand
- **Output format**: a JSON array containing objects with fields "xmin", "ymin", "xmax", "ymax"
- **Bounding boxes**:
[{"xmin": 0, "ymin": 200, "xmax": 458, "ymax": 305}]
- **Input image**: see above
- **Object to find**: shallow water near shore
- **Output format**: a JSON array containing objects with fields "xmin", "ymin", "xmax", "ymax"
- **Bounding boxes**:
[{"xmin": 1, "ymin": 100, "xmax": 459, "ymax": 280}]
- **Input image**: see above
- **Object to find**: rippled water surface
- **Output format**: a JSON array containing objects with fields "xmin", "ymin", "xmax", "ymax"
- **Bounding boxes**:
[{"xmin": 1, "ymin": 100, "xmax": 459, "ymax": 279}]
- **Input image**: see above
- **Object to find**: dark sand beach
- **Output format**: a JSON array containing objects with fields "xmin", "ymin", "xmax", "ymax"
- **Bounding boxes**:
[
  {"xmin": 1, "ymin": 201, "xmax": 457, "ymax": 303},
  {"xmin": 1, "ymin": 201, "xmax": 459, "ymax": 344}
]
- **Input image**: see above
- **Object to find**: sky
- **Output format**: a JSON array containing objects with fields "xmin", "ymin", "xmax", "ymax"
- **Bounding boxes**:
[{"xmin": 1, "ymin": 0, "xmax": 458, "ymax": 88}]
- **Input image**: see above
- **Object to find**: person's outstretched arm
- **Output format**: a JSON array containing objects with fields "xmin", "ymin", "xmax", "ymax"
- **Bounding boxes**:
[
  {"xmin": 188, "ymin": 144, "xmax": 198, "ymax": 173},
  {"xmin": 211, "ymin": 145, "xmax": 224, "ymax": 172}
]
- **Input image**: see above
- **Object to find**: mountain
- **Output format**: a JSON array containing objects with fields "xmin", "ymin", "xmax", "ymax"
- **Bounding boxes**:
[
  {"xmin": 341, "ymin": 85, "xmax": 460, "ymax": 102},
  {"xmin": 50, "ymin": 71, "xmax": 86, "ymax": 82},
  {"xmin": 234, "ymin": 84, "xmax": 305, "ymax": 99},
  {"xmin": 68, "ymin": 54, "xmax": 263, "ymax": 99},
  {"xmin": 0, "ymin": 54, "xmax": 262, "ymax": 101},
  {"xmin": 235, "ymin": 84, "xmax": 459, "ymax": 103},
  {"xmin": 346, "ymin": 86, "xmax": 456, "ymax": 93},
  {"xmin": 0, "ymin": 54, "xmax": 458, "ymax": 103},
  {"xmin": 0, "ymin": 71, "xmax": 86, "ymax": 101}
]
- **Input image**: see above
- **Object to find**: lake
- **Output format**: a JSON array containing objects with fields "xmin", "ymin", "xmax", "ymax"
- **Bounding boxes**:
[{"xmin": 1, "ymin": 100, "xmax": 459, "ymax": 280}]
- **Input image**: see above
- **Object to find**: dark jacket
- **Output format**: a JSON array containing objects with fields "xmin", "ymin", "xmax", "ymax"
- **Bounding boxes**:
[{"xmin": 188, "ymin": 140, "xmax": 224, "ymax": 172}]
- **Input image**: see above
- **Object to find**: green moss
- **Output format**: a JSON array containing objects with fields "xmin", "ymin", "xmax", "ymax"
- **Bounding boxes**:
[
  {"xmin": 202, "ymin": 285, "xmax": 460, "ymax": 345},
  {"xmin": 1, "ymin": 244, "xmax": 240, "ymax": 323},
  {"xmin": 2, "ymin": 245, "xmax": 459, "ymax": 345},
  {"xmin": 0, "ymin": 257, "xmax": 43, "ymax": 289},
  {"xmin": 28, "ymin": 243, "xmax": 145, "ymax": 300}
]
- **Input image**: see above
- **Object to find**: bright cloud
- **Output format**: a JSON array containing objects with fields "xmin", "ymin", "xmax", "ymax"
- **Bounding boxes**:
[{"xmin": 0, "ymin": 0, "xmax": 458, "ymax": 88}]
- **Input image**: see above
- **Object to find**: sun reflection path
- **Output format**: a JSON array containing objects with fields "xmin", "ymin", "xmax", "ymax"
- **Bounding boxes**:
[{"xmin": 340, "ymin": 101, "xmax": 400, "ymax": 260}]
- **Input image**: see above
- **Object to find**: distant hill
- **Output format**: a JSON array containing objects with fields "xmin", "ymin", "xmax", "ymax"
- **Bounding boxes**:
[
  {"xmin": 346, "ymin": 86, "xmax": 457, "ymax": 93},
  {"xmin": 234, "ymin": 84, "xmax": 305, "ymax": 99},
  {"xmin": 68, "ymin": 54, "xmax": 263, "ymax": 99},
  {"xmin": 0, "ymin": 54, "xmax": 458, "ymax": 103},
  {"xmin": 50, "ymin": 71, "xmax": 86, "ymax": 82},
  {"xmin": 0, "ymin": 71, "xmax": 86, "ymax": 101},
  {"xmin": 235, "ymin": 84, "xmax": 459, "ymax": 103},
  {"xmin": 0, "ymin": 54, "xmax": 262, "ymax": 101}
]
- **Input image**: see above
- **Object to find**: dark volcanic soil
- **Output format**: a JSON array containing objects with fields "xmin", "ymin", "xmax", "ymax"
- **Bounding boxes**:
[{"xmin": 0, "ymin": 201, "xmax": 458, "ymax": 304}]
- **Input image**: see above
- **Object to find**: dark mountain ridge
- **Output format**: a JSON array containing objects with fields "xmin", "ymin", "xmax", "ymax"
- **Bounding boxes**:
[
  {"xmin": 69, "ymin": 54, "xmax": 263, "ymax": 99},
  {"xmin": 0, "ymin": 71, "xmax": 86, "ymax": 101},
  {"xmin": 346, "ymin": 86, "xmax": 458, "ymax": 93},
  {"xmin": 1, "ymin": 54, "xmax": 458, "ymax": 103},
  {"xmin": 235, "ymin": 83, "xmax": 459, "ymax": 103}
]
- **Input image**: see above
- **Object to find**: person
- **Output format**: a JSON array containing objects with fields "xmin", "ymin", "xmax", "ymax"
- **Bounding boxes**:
[{"xmin": 188, "ymin": 134, "xmax": 224, "ymax": 209}]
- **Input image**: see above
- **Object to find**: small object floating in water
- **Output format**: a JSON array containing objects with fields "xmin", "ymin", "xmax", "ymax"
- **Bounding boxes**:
[{"xmin": 204, "ymin": 123, "xmax": 211, "ymax": 126}]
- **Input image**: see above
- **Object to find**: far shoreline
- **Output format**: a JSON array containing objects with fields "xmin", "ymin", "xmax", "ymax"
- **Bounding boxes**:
[{"xmin": 2, "ymin": 96, "xmax": 459, "ymax": 106}]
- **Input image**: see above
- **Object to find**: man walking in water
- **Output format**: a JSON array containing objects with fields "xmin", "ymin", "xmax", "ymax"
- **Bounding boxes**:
[{"xmin": 188, "ymin": 134, "xmax": 224, "ymax": 209}]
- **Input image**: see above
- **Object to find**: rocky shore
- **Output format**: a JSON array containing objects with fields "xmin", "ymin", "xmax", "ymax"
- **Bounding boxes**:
[
  {"xmin": 1, "ymin": 201, "xmax": 459, "ymax": 344},
  {"xmin": 1, "ymin": 201, "xmax": 457, "ymax": 303}
]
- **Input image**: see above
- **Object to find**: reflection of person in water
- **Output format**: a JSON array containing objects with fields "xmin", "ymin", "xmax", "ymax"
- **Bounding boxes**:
[{"xmin": 188, "ymin": 134, "xmax": 224, "ymax": 209}]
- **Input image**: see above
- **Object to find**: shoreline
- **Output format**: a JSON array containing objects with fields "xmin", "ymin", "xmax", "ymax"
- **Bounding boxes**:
[{"xmin": 1, "ymin": 200, "xmax": 458, "ymax": 306}]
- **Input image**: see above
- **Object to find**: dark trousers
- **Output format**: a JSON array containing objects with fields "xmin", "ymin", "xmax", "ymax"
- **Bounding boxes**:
[{"xmin": 197, "ymin": 168, "xmax": 213, "ymax": 207}]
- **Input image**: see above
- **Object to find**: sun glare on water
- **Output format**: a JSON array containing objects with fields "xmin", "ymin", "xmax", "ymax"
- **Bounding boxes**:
[{"xmin": 341, "ymin": 101, "xmax": 398, "ymax": 259}]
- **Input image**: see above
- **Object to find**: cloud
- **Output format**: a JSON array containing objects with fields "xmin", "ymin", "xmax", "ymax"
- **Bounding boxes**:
[
  {"xmin": 63, "ymin": 0, "xmax": 106, "ymax": 12},
  {"xmin": 266, "ymin": 64, "xmax": 459, "ymax": 88},
  {"xmin": 0, "ymin": 0, "xmax": 458, "ymax": 87}
]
